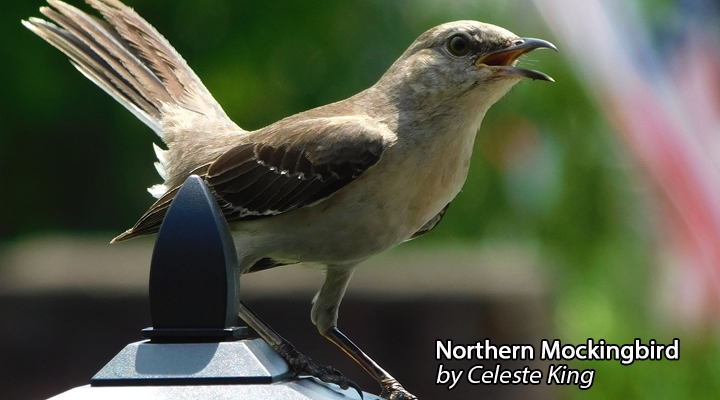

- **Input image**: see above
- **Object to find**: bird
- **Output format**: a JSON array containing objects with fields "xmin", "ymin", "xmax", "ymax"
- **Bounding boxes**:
[{"xmin": 24, "ymin": 1, "xmax": 556, "ymax": 398}]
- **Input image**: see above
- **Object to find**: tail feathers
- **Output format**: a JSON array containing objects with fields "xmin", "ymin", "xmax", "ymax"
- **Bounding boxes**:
[
  {"xmin": 23, "ymin": 0, "xmax": 236, "ymax": 139},
  {"xmin": 25, "ymin": 0, "xmax": 247, "ymax": 202},
  {"xmin": 86, "ymin": 0, "xmax": 223, "ymax": 116}
]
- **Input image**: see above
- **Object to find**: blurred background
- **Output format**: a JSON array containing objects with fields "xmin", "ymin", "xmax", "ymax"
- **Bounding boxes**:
[{"xmin": 1, "ymin": 0, "xmax": 719, "ymax": 399}]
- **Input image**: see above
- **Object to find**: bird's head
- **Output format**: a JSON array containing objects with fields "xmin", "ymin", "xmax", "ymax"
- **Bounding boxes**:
[{"xmin": 382, "ymin": 21, "xmax": 556, "ymax": 113}]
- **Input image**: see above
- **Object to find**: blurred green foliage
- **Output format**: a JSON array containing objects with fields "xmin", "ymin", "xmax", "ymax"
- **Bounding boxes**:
[{"xmin": 1, "ymin": 0, "xmax": 717, "ymax": 399}]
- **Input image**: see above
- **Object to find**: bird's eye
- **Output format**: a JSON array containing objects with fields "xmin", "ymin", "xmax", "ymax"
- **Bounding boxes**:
[{"xmin": 447, "ymin": 35, "xmax": 470, "ymax": 57}]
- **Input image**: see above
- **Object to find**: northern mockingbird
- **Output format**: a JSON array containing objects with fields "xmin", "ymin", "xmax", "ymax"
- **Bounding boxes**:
[{"xmin": 24, "ymin": 1, "xmax": 555, "ymax": 398}]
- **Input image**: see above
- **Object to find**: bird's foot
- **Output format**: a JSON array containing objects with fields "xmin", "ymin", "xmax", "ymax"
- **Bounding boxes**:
[
  {"xmin": 277, "ymin": 341, "xmax": 363, "ymax": 398},
  {"xmin": 380, "ymin": 379, "xmax": 417, "ymax": 400}
]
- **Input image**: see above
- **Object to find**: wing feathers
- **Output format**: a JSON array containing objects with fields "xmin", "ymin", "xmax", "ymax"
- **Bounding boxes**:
[
  {"xmin": 204, "ymin": 144, "xmax": 256, "ymax": 185},
  {"xmin": 206, "ymin": 118, "xmax": 387, "ymax": 217},
  {"xmin": 112, "ymin": 117, "xmax": 390, "ymax": 241}
]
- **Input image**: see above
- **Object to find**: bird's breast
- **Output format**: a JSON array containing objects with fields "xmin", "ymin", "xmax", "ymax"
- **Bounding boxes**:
[{"xmin": 382, "ymin": 124, "xmax": 477, "ymax": 231}]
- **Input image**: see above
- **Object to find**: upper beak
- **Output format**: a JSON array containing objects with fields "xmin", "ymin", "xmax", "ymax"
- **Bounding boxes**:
[{"xmin": 476, "ymin": 37, "xmax": 557, "ymax": 82}]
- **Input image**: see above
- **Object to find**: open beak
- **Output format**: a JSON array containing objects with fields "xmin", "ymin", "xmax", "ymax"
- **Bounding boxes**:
[{"xmin": 476, "ymin": 37, "xmax": 557, "ymax": 82}]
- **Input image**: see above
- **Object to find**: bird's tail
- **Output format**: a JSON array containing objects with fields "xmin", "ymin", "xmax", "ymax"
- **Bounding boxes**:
[{"xmin": 23, "ymin": 0, "xmax": 244, "ymax": 196}]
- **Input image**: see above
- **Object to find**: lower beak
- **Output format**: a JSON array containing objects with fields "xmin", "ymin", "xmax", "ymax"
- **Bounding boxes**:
[{"xmin": 476, "ymin": 37, "xmax": 557, "ymax": 82}]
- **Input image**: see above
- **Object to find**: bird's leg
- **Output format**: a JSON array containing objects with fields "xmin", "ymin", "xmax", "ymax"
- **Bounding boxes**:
[
  {"xmin": 237, "ymin": 301, "xmax": 362, "ymax": 397},
  {"xmin": 324, "ymin": 327, "xmax": 417, "ymax": 400},
  {"xmin": 313, "ymin": 267, "xmax": 417, "ymax": 400}
]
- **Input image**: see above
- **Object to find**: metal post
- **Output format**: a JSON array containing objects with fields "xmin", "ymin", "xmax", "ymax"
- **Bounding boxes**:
[{"xmin": 47, "ymin": 175, "xmax": 378, "ymax": 399}]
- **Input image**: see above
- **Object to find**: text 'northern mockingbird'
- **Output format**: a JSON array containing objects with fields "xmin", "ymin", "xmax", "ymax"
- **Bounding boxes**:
[{"xmin": 24, "ymin": 1, "xmax": 556, "ymax": 398}]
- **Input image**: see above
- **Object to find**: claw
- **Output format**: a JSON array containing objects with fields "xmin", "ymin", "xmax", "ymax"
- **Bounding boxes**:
[
  {"xmin": 380, "ymin": 380, "xmax": 417, "ymax": 400},
  {"xmin": 278, "ymin": 342, "xmax": 364, "ymax": 399}
]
